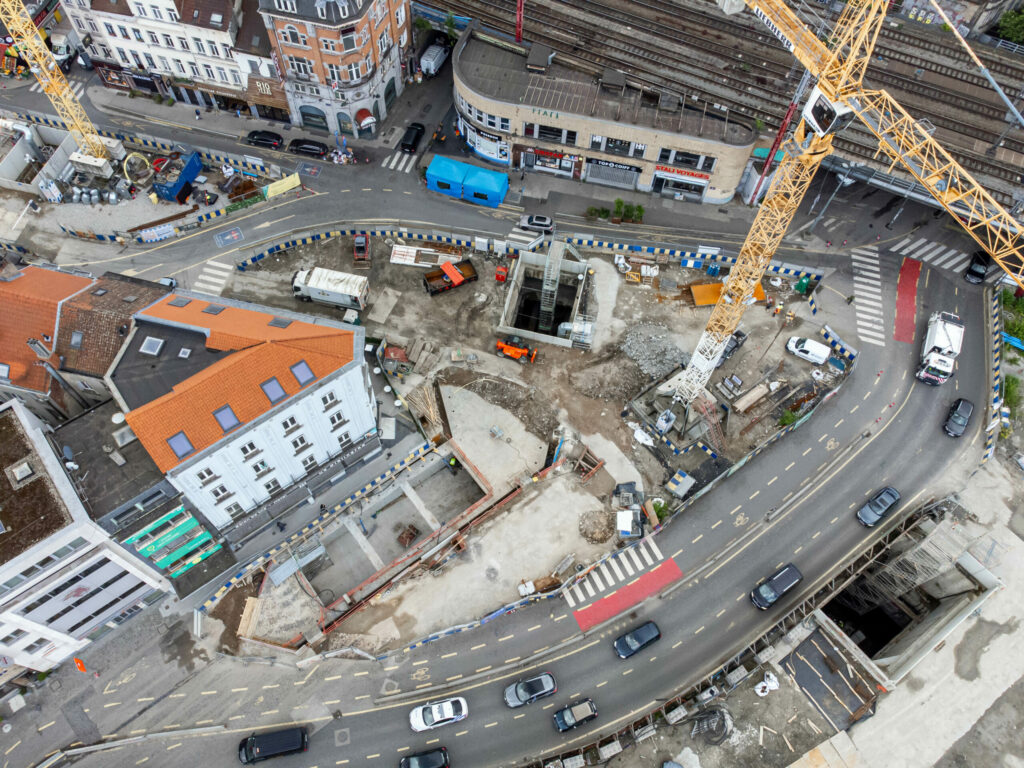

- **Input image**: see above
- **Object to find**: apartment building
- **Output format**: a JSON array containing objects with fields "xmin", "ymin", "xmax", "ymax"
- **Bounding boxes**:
[
  {"xmin": 0, "ymin": 400, "xmax": 169, "ymax": 673},
  {"xmin": 451, "ymin": 24, "xmax": 756, "ymax": 203},
  {"xmin": 259, "ymin": 0, "xmax": 411, "ymax": 134},
  {"xmin": 108, "ymin": 292, "xmax": 378, "ymax": 530}
]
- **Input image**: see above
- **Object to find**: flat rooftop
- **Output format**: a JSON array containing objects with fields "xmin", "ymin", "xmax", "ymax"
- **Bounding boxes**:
[
  {"xmin": 50, "ymin": 400, "xmax": 166, "ymax": 521},
  {"xmin": 0, "ymin": 407, "xmax": 72, "ymax": 564},
  {"xmin": 456, "ymin": 30, "xmax": 755, "ymax": 147}
]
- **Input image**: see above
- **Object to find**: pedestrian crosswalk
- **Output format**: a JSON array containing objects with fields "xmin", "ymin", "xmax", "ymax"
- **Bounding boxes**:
[
  {"xmin": 849, "ymin": 246, "xmax": 887, "ymax": 348},
  {"xmin": 31, "ymin": 78, "xmax": 87, "ymax": 99},
  {"xmin": 193, "ymin": 259, "xmax": 233, "ymax": 296},
  {"xmin": 380, "ymin": 151, "xmax": 418, "ymax": 173},
  {"xmin": 890, "ymin": 236, "xmax": 999, "ymax": 282},
  {"xmin": 562, "ymin": 536, "xmax": 664, "ymax": 608}
]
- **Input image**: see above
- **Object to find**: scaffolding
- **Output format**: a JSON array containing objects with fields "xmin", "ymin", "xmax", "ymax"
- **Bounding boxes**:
[
  {"xmin": 692, "ymin": 396, "xmax": 725, "ymax": 454},
  {"xmin": 537, "ymin": 236, "xmax": 564, "ymax": 333}
]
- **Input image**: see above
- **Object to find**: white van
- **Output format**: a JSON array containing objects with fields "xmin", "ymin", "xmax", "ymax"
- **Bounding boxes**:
[
  {"xmin": 786, "ymin": 337, "xmax": 831, "ymax": 365},
  {"xmin": 420, "ymin": 44, "xmax": 449, "ymax": 77}
]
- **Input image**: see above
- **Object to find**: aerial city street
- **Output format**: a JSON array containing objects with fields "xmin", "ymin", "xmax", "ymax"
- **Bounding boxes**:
[{"xmin": 0, "ymin": 0, "xmax": 1023, "ymax": 766}]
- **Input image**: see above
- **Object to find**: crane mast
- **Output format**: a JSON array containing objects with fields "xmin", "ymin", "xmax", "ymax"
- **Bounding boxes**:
[{"xmin": 0, "ymin": 0, "xmax": 107, "ymax": 158}]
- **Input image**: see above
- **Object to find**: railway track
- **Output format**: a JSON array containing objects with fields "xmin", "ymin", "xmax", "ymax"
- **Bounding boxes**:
[{"xmin": 437, "ymin": 0, "xmax": 1024, "ymax": 199}]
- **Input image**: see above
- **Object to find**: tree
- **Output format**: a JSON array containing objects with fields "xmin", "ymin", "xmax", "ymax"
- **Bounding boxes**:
[
  {"xmin": 998, "ymin": 9, "xmax": 1024, "ymax": 43},
  {"xmin": 413, "ymin": 17, "xmax": 433, "ymax": 48},
  {"xmin": 445, "ymin": 12, "xmax": 458, "ymax": 45}
]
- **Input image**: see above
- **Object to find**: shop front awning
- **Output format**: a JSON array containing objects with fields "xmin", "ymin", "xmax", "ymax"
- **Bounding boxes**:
[{"xmin": 355, "ymin": 108, "xmax": 376, "ymax": 128}]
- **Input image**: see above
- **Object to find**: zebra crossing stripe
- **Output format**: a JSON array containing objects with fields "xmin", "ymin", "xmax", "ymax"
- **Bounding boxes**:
[
  {"xmin": 609, "ymin": 558, "xmax": 624, "ymax": 580},
  {"xmin": 861, "ymin": 337, "xmax": 886, "ymax": 347},
  {"xmin": 619, "ymin": 554, "xmax": 635, "ymax": 577},
  {"xmin": 590, "ymin": 569, "xmax": 605, "ymax": 590},
  {"xmin": 855, "ymin": 296, "xmax": 884, "ymax": 308},
  {"xmin": 638, "ymin": 544, "xmax": 654, "ymax": 566},
  {"xmin": 627, "ymin": 548, "xmax": 643, "ymax": 571},
  {"xmin": 646, "ymin": 537, "xmax": 663, "ymax": 559},
  {"xmin": 947, "ymin": 256, "xmax": 971, "ymax": 272},
  {"xmin": 894, "ymin": 237, "xmax": 913, "ymax": 250},
  {"xmin": 931, "ymin": 250, "xmax": 962, "ymax": 268},
  {"xmin": 902, "ymin": 238, "xmax": 929, "ymax": 254}
]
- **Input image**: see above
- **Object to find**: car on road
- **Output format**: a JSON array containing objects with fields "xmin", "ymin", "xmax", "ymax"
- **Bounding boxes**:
[
  {"xmin": 287, "ymin": 138, "xmax": 329, "ymax": 157},
  {"xmin": 963, "ymin": 251, "xmax": 991, "ymax": 284},
  {"xmin": 855, "ymin": 486, "xmax": 901, "ymax": 527},
  {"xmin": 613, "ymin": 620, "xmax": 661, "ymax": 659},
  {"xmin": 353, "ymin": 234, "xmax": 368, "ymax": 260},
  {"xmin": 238, "ymin": 726, "xmax": 308, "ymax": 763},
  {"xmin": 519, "ymin": 214, "xmax": 554, "ymax": 233},
  {"xmin": 553, "ymin": 698, "xmax": 598, "ymax": 732},
  {"xmin": 400, "ymin": 122, "xmax": 426, "ymax": 153},
  {"xmin": 750, "ymin": 563, "xmax": 803, "ymax": 610},
  {"xmin": 409, "ymin": 697, "xmax": 468, "ymax": 732},
  {"xmin": 503, "ymin": 672, "xmax": 557, "ymax": 707},
  {"xmin": 715, "ymin": 329, "xmax": 748, "ymax": 368},
  {"xmin": 943, "ymin": 398, "xmax": 974, "ymax": 438},
  {"xmin": 400, "ymin": 747, "xmax": 450, "ymax": 768},
  {"xmin": 245, "ymin": 130, "xmax": 283, "ymax": 149}
]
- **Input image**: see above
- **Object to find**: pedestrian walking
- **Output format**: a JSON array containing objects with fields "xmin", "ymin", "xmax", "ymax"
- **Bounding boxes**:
[
  {"xmin": 846, "ymin": 294, "xmax": 855, "ymax": 305},
  {"xmin": 276, "ymin": 521, "xmax": 287, "ymax": 532},
  {"xmin": 826, "ymin": 240, "xmax": 832, "ymax": 247},
  {"xmin": 320, "ymin": 504, "xmax": 327, "ymax": 512},
  {"xmin": 236, "ymin": 108, "xmax": 242, "ymax": 119},
  {"xmin": 195, "ymin": 108, "xmax": 201, "ymax": 120},
  {"xmin": 842, "ymin": 239, "xmax": 848, "ymax": 245}
]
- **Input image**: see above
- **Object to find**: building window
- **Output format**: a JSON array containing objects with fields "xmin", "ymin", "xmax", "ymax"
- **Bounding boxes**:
[
  {"xmin": 261, "ymin": 377, "xmax": 287, "ymax": 403},
  {"xmin": 159, "ymin": 55, "xmax": 170, "ymax": 70},
  {"xmin": 190, "ymin": 63, "xmax": 200, "ymax": 77},
  {"xmin": 217, "ymin": 67, "xmax": 228, "ymax": 81},
  {"xmin": 302, "ymin": 454, "xmax": 318, "ymax": 471},
  {"xmin": 208, "ymin": 41, "xmax": 220, "ymax": 57},
  {"xmin": 134, "ymin": 4, "xmax": 146, "ymax": 15},
  {"xmin": 377, "ymin": 28, "xmax": 391, "ymax": 55},
  {"xmin": 330, "ymin": 411, "xmax": 348, "ymax": 430},
  {"xmin": 322, "ymin": 391, "xmax": 338, "ymax": 409},
  {"xmin": 658, "ymin": 147, "xmax": 672, "ymax": 163},
  {"xmin": 322, "ymin": 38, "xmax": 336, "ymax": 53},
  {"xmin": 163, "ymin": 34, "xmax": 174, "ymax": 47},
  {"xmin": 116, "ymin": 47, "xmax": 129, "ymax": 63},
  {"xmin": 225, "ymin": 502, "xmax": 244, "ymax": 518},
  {"xmin": 213, "ymin": 404, "xmax": 240, "ymax": 432},
  {"xmin": 604, "ymin": 137, "xmax": 632, "ymax": 157},
  {"xmin": 118, "ymin": 25, "xmax": 129, "ymax": 38},
  {"xmin": 144, "ymin": 53, "xmax": 156, "ymax": 67},
  {"xmin": 211, "ymin": 484, "xmax": 229, "ymax": 500},
  {"xmin": 104, "ymin": 22, "xmax": 115, "ymax": 35},
  {"xmin": 241, "ymin": 441, "xmax": 258, "ymax": 458},
  {"xmin": 99, "ymin": 44, "xmax": 111, "ymax": 58},
  {"xmin": 289, "ymin": 56, "xmax": 313, "ymax": 77},
  {"xmin": 536, "ymin": 124, "xmax": 562, "ymax": 143},
  {"xmin": 633, "ymin": 142, "xmax": 646, "ymax": 159},
  {"xmin": 166, "ymin": 431, "xmax": 193, "ymax": 459},
  {"xmin": 23, "ymin": 638, "xmax": 49, "ymax": 654},
  {"xmin": 175, "ymin": 60, "xmax": 186, "ymax": 74},
  {"xmin": 292, "ymin": 435, "xmax": 309, "ymax": 452},
  {"xmin": 222, "ymin": 44, "xmax": 233, "ymax": 59},
  {"xmin": 341, "ymin": 31, "xmax": 357, "ymax": 51},
  {"xmin": 203, "ymin": 64, "xmax": 214, "ymax": 79},
  {"xmin": 231, "ymin": 71, "xmax": 241, "ymax": 85},
  {"xmin": 209, "ymin": 12, "xmax": 223, "ymax": 25},
  {"xmin": 399, "ymin": 29, "xmax": 407, "ymax": 47},
  {"xmin": 147, "ymin": 31, "xmax": 158, "ymax": 44},
  {"xmin": 564, "ymin": 130, "xmax": 578, "ymax": 146},
  {"xmin": 88, "ymin": 20, "xmax": 98, "ymax": 32},
  {"xmin": 672, "ymin": 150, "xmax": 700, "ymax": 169},
  {"xmin": 150, "ymin": 5, "xmax": 163, "ymax": 19},
  {"xmin": 590, "ymin": 134, "xmax": 604, "ymax": 150},
  {"xmin": 396, "ymin": 3, "xmax": 406, "ymax": 26},
  {"xmin": 317, "ymin": 2, "xmax": 327, "ymax": 17},
  {"xmin": 168, "ymin": 8, "xmax": 178, "ymax": 21},
  {"xmin": 701, "ymin": 156, "xmax": 717, "ymax": 172},
  {"xmin": 193, "ymin": 38, "xmax": 206, "ymax": 54},
  {"xmin": 274, "ymin": 0, "xmax": 296, "ymax": 11},
  {"xmin": 178, "ymin": 37, "xmax": 189, "ymax": 51},
  {"xmin": 197, "ymin": 467, "xmax": 215, "ymax": 483},
  {"xmin": 69, "ymin": 330, "xmax": 84, "ymax": 349},
  {"xmin": 133, "ymin": 28, "xmax": 144, "ymax": 41},
  {"xmin": 0, "ymin": 629, "xmax": 27, "ymax": 645},
  {"xmin": 281, "ymin": 415, "xmax": 298, "ymax": 432},
  {"xmin": 283, "ymin": 25, "xmax": 305, "ymax": 46},
  {"xmin": 252, "ymin": 459, "xmax": 270, "ymax": 476},
  {"xmin": 264, "ymin": 478, "xmax": 282, "ymax": 495},
  {"xmin": 327, "ymin": 62, "xmax": 343, "ymax": 84},
  {"xmin": 131, "ymin": 51, "xmax": 143, "ymax": 68},
  {"xmin": 346, "ymin": 61, "xmax": 360, "ymax": 80},
  {"xmin": 500, "ymin": 117, "xmax": 510, "ymax": 132}
]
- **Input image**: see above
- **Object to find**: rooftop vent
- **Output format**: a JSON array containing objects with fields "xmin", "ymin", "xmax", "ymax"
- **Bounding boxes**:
[
  {"xmin": 12, "ymin": 462, "xmax": 33, "ymax": 482},
  {"xmin": 202, "ymin": 304, "xmax": 226, "ymax": 315},
  {"xmin": 168, "ymin": 296, "xmax": 192, "ymax": 308},
  {"xmin": 139, "ymin": 336, "xmax": 165, "ymax": 356},
  {"xmin": 112, "ymin": 425, "xmax": 137, "ymax": 447},
  {"xmin": 92, "ymin": 288, "xmax": 107, "ymax": 296}
]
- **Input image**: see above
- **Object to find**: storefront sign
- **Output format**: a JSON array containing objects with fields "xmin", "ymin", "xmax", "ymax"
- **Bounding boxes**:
[
  {"xmin": 587, "ymin": 158, "xmax": 640, "ymax": 173},
  {"xmin": 530, "ymin": 107, "xmax": 560, "ymax": 119},
  {"xmin": 655, "ymin": 164, "xmax": 710, "ymax": 180},
  {"xmin": 534, "ymin": 148, "xmax": 563, "ymax": 159},
  {"xmin": 476, "ymin": 127, "xmax": 502, "ymax": 142},
  {"xmin": 247, "ymin": 76, "xmax": 289, "ymax": 109}
]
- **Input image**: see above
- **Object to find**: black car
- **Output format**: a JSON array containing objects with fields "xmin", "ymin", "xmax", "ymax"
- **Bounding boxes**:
[
  {"xmin": 750, "ymin": 563, "xmax": 803, "ymax": 610},
  {"xmin": 504, "ymin": 672, "xmax": 556, "ymax": 707},
  {"xmin": 715, "ymin": 329, "xmax": 748, "ymax": 368},
  {"xmin": 245, "ymin": 130, "xmax": 283, "ymax": 149},
  {"xmin": 943, "ymin": 398, "xmax": 974, "ymax": 438},
  {"xmin": 856, "ymin": 486, "xmax": 901, "ymax": 527},
  {"xmin": 963, "ymin": 250, "xmax": 991, "ymax": 284},
  {"xmin": 553, "ymin": 699, "xmax": 598, "ymax": 732},
  {"xmin": 287, "ymin": 138, "xmax": 328, "ymax": 157},
  {"xmin": 400, "ymin": 122, "xmax": 426, "ymax": 153},
  {"xmin": 613, "ymin": 621, "xmax": 661, "ymax": 659},
  {"xmin": 400, "ymin": 747, "xmax": 449, "ymax": 768}
]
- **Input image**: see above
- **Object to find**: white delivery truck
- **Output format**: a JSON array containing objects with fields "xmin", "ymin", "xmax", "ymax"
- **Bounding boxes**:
[
  {"xmin": 916, "ymin": 311, "xmax": 965, "ymax": 385},
  {"xmin": 419, "ymin": 44, "xmax": 449, "ymax": 77},
  {"xmin": 292, "ymin": 267, "xmax": 368, "ymax": 311},
  {"xmin": 48, "ymin": 30, "xmax": 79, "ymax": 71}
]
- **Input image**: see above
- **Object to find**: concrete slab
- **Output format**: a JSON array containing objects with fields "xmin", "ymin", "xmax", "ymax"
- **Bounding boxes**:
[
  {"xmin": 366, "ymin": 286, "xmax": 401, "ymax": 324},
  {"xmin": 401, "ymin": 480, "xmax": 441, "ymax": 530},
  {"xmin": 583, "ymin": 431, "xmax": 644, "ymax": 491},
  {"xmin": 344, "ymin": 516, "xmax": 385, "ymax": 570}
]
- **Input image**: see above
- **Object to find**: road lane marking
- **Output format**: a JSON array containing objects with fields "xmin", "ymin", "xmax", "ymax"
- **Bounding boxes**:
[
  {"xmin": 767, "ymin": 476, "xmax": 777, "ymax": 485},
  {"xmin": 834, "ymin": 419, "xmax": 844, "ymax": 427},
  {"xmin": 596, "ymin": 681, "xmax": 608, "ymax": 688},
  {"xmin": 622, "ymin": 669, "xmax": 633, "ymax": 676},
  {"xmin": 716, "ymin": 609, "xmax": 726, "ymax": 617},
  {"xmin": 812, "ymin": 531, "xmax": 821, "ymax": 539},
  {"xmin": 673, "ymin": 547, "xmax": 684, "ymax": 557},
  {"xmin": 673, "ymin": 641, "xmax": 683, "ymax": 648},
  {"xmin": 695, "ymin": 626, "xmax": 705, "ymax": 634},
  {"xmin": 441, "ymin": 652, "xmax": 457, "ymax": 659},
  {"xmin": 864, "ymin": 391, "xmax": 871, "ymax": 400},
  {"xmin": 785, "ymin": 462, "xmax": 795, "ymax": 470},
  {"xmin": 749, "ymin": 490, "xmax": 760, "ymax": 499},
  {"xmin": 325, "ymin": 675, "xmax": 342, "ymax": 681},
  {"xmin": 455, "ymin": 730, "xmax": 468, "ymax": 737},
  {"xmin": 415, "ymin": 683, "xmax": 431, "ymax": 689},
  {"xmin": 5, "ymin": 741, "xmax": 20, "ymax": 755},
  {"xmin": 262, "ymin": 684, "xmax": 280, "ymax": 689},
  {"xmin": 166, "ymin": 744, "xmax": 181, "ymax": 751},
  {"xmin": 711, "ymin": 520, "xmax": 723, "ymax": 529},
  {"xmin": 137, "ymin": 697, "xmax": 155, "ymax": 702},
  {"xmin": 412, "ymin": 660, "xmax": 429, "ymax": 666},
  {"xmin": 533, "ymin": 646, "xmax": 550, "ymax": 654},
  {"xmin": 38, "ymin": 722, "xmax": 55, "ymax": 732},
  {"xmin": 528, "ymin": 624, "xmax": 542, "ymax": 632},
  {"xmin": 505, "ymin": 657, "xmax": 521, "ymax": 664},
  {"xmin": 803, "ymin": 447, "xmax": 813, "ymax": 455},
  {"xmin": 730, "ymin": 505, "xmax": 742, "ymax": 516},
  {"xmin": 261, "ymin": 710, "xmax": 279, "ymax": 716},
  {"xmin": 818, "ymin": 433, "xmax": 828, "ymax": 442},
  {"xmin": 471, "ymin": 644, "xmax": 486, "ymax": 650},
  {"xmin": 354, "ymin": 695, "xmax": 369, "ymax": 701},
  {"xmin": 692, "ymin": 534, "xmax": 703, "ymax": 543},
  {"xmin": 831, "ymin": 516, "xmax": 839, "ymax": 524},
  {"xmin": 476, "ymin": 666, "xmax": 492, "ymax": 672},
  {"xmin": 794, "ymin": 546, "xmax": 802, "ymax": 554},
  {"xmin": 553, "ymin": 614, "xmax": 567, "ymax": 621},
  {"xmin": 498, "ymin": 634, "xmax": 514, "ymax": 642},
  {"xmin": 103, "ymin": 702, "xmax": 120, "ymax": 708},
  {"xmin": 447, "ymin": 675, "xmax": 463, "ymax": 681},
  {"xmin": 231, "ymin": 687, "xmax": 248, "ymax": 692},
  {"xmin": 485, "ymin": 722, "xmax": 497, "ymax": 728},
  {"xmin": 384, "ymin": 665, "xmax": 399, "ymax": 671}
]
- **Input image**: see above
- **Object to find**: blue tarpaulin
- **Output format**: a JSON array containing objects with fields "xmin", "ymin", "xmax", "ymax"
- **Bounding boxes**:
[
  {"xmin": 425, "ymin": 155, "xmax": 467, "ymax": 199},
  {"xmin": 425, "ymin": 156, "xmax": 508, "ymax": 207}
]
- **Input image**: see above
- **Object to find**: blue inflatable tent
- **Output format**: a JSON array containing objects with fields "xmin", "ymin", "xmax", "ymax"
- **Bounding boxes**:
[
  {"xmin": 425, "ymin": 156, "xmax": 467, "ymax": 199},
  {"xmin": 462, "ymin": 165, "xmax": 509, "ymax": 208}
]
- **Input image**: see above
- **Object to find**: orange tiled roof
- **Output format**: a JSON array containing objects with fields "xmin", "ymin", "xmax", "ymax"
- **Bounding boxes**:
[
  {"xmin": 0, "ymin": 267, "xmax": 93, "ymax": 392},
  {"xmin": 125, "ymin": 296, "xmax": 355, "ymax": 473}
]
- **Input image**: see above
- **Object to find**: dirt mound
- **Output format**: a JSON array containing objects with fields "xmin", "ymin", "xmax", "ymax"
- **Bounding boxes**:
[
  {"xmin": 569, "ymin": 348, "xmax": 646, "ymax": 401},
  {"xmin": 579, "ymin": 507, "xmax": 615, "ymax": 543},
  {"xmin": 436, "ymin": 367, "xmax": 558, "ymax": 440},
  {"xmin": 621, "ymin": 324, "xmax": 686, "ymax": 378}
]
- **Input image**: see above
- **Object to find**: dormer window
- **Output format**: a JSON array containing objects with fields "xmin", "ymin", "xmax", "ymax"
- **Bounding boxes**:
[
  {"xmin": 274, "ymin": 0, "xmax": 296, "ymax": 12},
  {"xmin": 210, "ymin": 12, "xmax": 223, "ymax": 25}
]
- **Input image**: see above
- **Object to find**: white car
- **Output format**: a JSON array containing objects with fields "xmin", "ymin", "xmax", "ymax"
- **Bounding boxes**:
[
  {"xmin": 408, "ymin": 697, "xmax": 468, "ymax": 732},
  {"xmin": 519, "ymin": 214, "xmax": 554, "ymax": 234}
]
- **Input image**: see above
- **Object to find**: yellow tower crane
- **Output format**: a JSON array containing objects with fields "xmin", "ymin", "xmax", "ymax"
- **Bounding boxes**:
[
  {"xmin": 668, "ymin": 0, "xmax": 1024, "ymax": 405},
  {"xmin": 0, "ymin": 0, "xmax": 107, "ymax": 158}
]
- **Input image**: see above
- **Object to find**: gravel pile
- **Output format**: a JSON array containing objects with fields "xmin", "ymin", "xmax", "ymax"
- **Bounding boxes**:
[{"xmin": 621, "ymin": 324, "xmax": 686, "ymax": 378}]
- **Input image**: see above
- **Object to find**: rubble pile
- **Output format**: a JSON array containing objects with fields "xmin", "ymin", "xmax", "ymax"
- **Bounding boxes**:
[{"xmin": 621, "ymin": 324, "xmax": 685, "ymax": 378}]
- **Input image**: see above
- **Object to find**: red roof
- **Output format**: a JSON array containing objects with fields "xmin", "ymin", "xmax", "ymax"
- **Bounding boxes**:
[
  {"xmin": 125, "ymin": 296, "xmax": 355, "ymax": 473},
  {"xmin": 0, "ymin": 267, "xmax": 93, "ymax": 392}
]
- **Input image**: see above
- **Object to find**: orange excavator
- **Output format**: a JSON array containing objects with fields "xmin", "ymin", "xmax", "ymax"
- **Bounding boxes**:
[{"xmin": 496, "ymin": 336, "xmax": 538, "ymax": 364}]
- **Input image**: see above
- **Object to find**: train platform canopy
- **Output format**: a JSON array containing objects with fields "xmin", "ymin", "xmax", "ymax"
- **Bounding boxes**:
[{"xmin": 425, "ymin": 156, "xmax": 508, "ymax": 208}]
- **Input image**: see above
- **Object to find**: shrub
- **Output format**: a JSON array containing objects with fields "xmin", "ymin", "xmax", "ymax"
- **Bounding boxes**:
[
  {"xmin": 998, "ymin": 9, "xmax": 1024, "ymax": 43},
  {"xmin": 779, "ymin": 410, "xmax": 798, "ymax": 427},
  {"xmin": 635, "ymin": 204, "xmax": 645, "ymax": 221},
  {"xmin": 165, "ymin": 97, "xmax": 175, "ymax": 107},
  {"xmin": 1005, "ymin": 375, "xmax": 1021, "ymax": 418},
  {"xmin": 623, "ymin": 203, "xmax": 635, "ymax": 220},
  {"xmin": 152, "ymin": 93, "xmax": 163, "ymax": 104},
  {"xmin": 598, "ymin": 207, "xmax": 610, "ymax": 219},
  {"xmin": 613, "ymin": 198, "xmax": 624, "ymax": 217},
  {"xmin": 585, "ymin": 206, "xmax": 599, "ymax": 219}
]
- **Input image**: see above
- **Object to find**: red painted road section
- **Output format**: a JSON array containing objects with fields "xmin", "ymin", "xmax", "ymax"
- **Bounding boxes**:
[
  {"xmin": 573, "ymin": 559, "xmax": 684, "ymax": 632},
  {"xmin": 893, "ymin": 257, "xmax": 922, "ymax": 344}
]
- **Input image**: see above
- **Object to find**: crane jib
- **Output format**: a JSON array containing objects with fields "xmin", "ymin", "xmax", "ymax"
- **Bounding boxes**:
[{"xmin": 753, "ymin": 6, "xmax": 795, "ymax": 52}]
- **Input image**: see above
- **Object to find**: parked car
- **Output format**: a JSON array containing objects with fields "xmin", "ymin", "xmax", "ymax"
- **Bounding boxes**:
[
  {"xmin": 963, "ymin": 250, "xmax": 991, "ymax": 284},
  {"xmin": 400, "ymin": 122, "xmax": 426, "ymax": 153},
  {"xmin": 245, "ymin": 130, "xmax": 283, "ymax": 149},
  {"xmin": 409, "ymin": 697, "xmax": 468, "ymax": 732},
  {"xmin": 503, "ymin": 672, "xmax": 557, "ymax": 707},
  {"xmin": 613, "ymin": 620, "xmax": 661, "ymax": 659},
  {"xmin": 519, "ymin": 214, "xmax": 555, "ymax": 234},
  {"xmin": 715, "ymin": 329, "xmax": 748, "ymax": 368},
  {"xmin": 400, "ymin": 747, "xmax": 450, "ymax": 768},
  {"xmin": 553, "ymin": 698, "xmax": 598, "ymax": 732},
  {"xmin": 943, "ymin": 398, "xmax": 974, "ymax": 438},
  {"xmin": 785, "ymin": 337, "xmax": 831, "ymax": 365},
  {"xmin": 856, "ymin": 486, "xmax": 901, "ymax": 527},
  {"xmin": 287, "ymin": 138, "xmax": 328, "ymax": 157},
  {"xmin": 750, "ymin": 563, "xmax": 803, "ymax": 610}
]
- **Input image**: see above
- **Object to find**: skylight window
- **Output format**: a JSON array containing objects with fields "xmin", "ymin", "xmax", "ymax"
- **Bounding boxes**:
[
  {"xmin": 92, "ymin": 288, "xmax": 107, "ymax": 296},
  {"xmin": 70, "ymin": 331, "xmax": 84, "ymax": 349},
  {"xmin": 0, "ymin": 363, "xmax": 9, "ymax": 379},
  {"xmin": 290, "ymin": 360, "xmax": 315, "ymax": 386},
  {"xmin": 202, "ymin": 304, "xmax": 226, "ymax": 315},
  {"xmin": 268, "ymin": 316, "xmax": 293, "ymax": 328},
  {"xmin": 169, "ymin": 296, "xmax": 192, "ymax": 308},
  {"xmin": 178, "ymin": 347, "xmax": 192, "ymax": 359},
  {"xmin": 139, "ymin": 337, "xmax": 165, "ymax": 356},
  {"xmin": 260, "ymin": 377, "xmax": 287, "ymax": 404},
  {"xmin": 213, "ymin": 404, "xmax": 241, "ymax": 432},
  {"xmin": 167, "ymin": 431, "xmax": 194, "ymax": 458}
]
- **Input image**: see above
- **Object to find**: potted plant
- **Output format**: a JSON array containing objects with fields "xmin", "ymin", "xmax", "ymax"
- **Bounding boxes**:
[
  {"xmin": 612, "ymin": 198, "xmax": 624, "ymax": 223},
  {"xmin": 635, "ymin": 204, "xmax": 645, "ymax": 223},
  {"xmin": 585, "ymin": 206, "xmax": 599, "ymax": 221},
  {"xmin": 623, "ymin": 203, "xmax": 635, "ymax": 222},
  {"xmin": 598, "ymin": 207, "xmax": 610, "ymax": 219}
]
